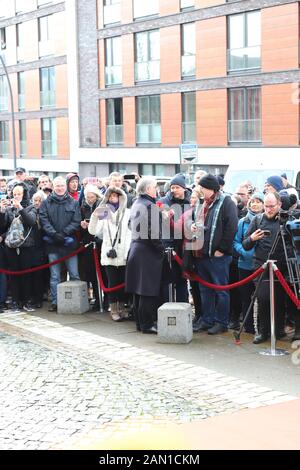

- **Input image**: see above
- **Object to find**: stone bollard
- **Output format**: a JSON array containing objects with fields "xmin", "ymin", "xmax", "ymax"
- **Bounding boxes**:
[
  {"xmin": 57, "ymin": 281, "xmax": 90, "ymax": 314},
  {"xmin": 157, "ymin": 302, "xmax": 193, "ymax": 344}
]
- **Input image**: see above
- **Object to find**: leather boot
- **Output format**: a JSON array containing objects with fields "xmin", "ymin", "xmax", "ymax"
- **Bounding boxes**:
[{"xmin": 110, "ymin": 302, "xmax": 121, "ymax": 321}]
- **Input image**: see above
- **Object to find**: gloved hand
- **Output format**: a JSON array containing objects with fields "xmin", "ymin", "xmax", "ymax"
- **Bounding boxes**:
[{"xmin": 53, "ymin": 233, "xmax": 65, "ymax": 245}]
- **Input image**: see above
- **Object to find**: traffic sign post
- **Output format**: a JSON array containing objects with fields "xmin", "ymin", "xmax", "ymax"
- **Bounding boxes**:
[{"xmin": 180, "ymin": 143, "xmax": 198, "ymax": 165}]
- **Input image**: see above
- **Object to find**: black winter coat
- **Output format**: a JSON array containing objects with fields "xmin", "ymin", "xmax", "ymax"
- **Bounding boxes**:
[
  {"xmin": 196, "ymin": 194, "xmax": 238, "ymax": 257},
  {"xmin": 39, "ymin": 192, "xmax": 81, "ymax": 254},
  {"xmin": 125, "ymin": 194, "xmax": 165, "ymax": 297},
  {"xmin": 0, "ymin": 204, "xmax": 37, "ymax": 248}
]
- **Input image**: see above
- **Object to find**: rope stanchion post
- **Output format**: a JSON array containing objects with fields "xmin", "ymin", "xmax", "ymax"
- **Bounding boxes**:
[
  {"xmin": 166, "ymin": 247, "xmax": 174, "ymax": 302},
  {"xmin": 260, "ymin": 261, "xmax": 289, "ymax": 357}
]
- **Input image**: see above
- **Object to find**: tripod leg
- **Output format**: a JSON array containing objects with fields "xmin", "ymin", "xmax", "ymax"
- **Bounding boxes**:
[{"xmin": 233, "ymin": 271, "xmax": 264, "ymax": 342}]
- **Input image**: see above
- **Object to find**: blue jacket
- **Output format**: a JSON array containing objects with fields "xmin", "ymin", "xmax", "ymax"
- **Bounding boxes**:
[{"xmin": 233, "ymin": 213, "xmax": 255, "ymax": 270}]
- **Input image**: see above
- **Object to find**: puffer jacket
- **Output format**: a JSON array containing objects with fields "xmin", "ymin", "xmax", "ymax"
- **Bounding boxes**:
[{"xmin": 88, "ymin": 187, "xmax": 131, "ymax": 267}]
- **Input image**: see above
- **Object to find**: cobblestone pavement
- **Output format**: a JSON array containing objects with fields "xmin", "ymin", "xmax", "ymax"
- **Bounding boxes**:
[{"xmin": 0, "ymin": 312, "xmax": 297, "ymax": 450}]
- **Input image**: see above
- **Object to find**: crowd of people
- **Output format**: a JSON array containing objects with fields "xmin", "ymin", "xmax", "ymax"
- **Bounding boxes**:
[{"xmin": 0, "ymin": 165, "xmax": 299, "ymax": 343}]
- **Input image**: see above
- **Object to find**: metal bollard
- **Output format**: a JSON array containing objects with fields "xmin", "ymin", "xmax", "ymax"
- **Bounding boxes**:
[
  {"xmin": 260, "ymin": 260, "xmax": 289, "ymax": 356},
  {"xmin": 165, "ymin": 247, "xmax": 174, "ymax": 302}
]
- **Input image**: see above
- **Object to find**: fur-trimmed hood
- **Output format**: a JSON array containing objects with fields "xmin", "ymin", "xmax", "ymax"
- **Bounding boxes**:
[{"xmin": 101, "ymin": 186, "xmax": 127, "ymax": 212}]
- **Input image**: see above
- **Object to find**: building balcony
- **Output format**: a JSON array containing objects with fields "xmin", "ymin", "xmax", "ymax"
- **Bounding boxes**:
[
  {"xmin": 136, "ymin": 123, "xmax": 161, "ymax": 144},
  {"xmin": 135, "ymin": 60, "xmax": 160, "ymax": 82},
  {"xmin": 228, "ymin": 119, "xmax": 261, "ymax": 143},
  {"xmin": 0, "ymin": 96, "xmax": 8, "ymax": 111},
  {"xmin": 227, "ymin": 46, "xmax": 261, "ymax": 73},
  {"xmin": 105, "ymin": 65, "xmax": 122, "ymax": 86},
  {"xmin": 182, "ymin": 121, "xmax": 196, "ymax": 143},
  {"xmin": 133, "ymin": 0, "xmax": 158, "ymax": 19},
  {"xmin": 0, "ymin": 141, "xmax": 9, "ymax": 156},
  {"xmin": 106, "ymin": 124, "xmax": 123, "ymax": 145},
  {"xmin": 103, "ymin": 3, "xmax": 121, "ymax": 25},
  {"xmin": 42, "ymin": 139, "xmax": 57, "ymax": 157},
  {"xmin": 39, "ymin": 39, "xmax": 54, "ymax": 58},
  {"xmin": 20, "ymin": 140, "xmax": 26, "ymax": 157},
  {"xmin": 40, "ymin": 90, "xmax": 55, "ymax": 108},
  {"xmin": 18, "ymin": 93, "xmax": 25, "ymax": 111},
  {"xmin": 181, "ymin": 55, "xmax": 196, "ymax": 77}
]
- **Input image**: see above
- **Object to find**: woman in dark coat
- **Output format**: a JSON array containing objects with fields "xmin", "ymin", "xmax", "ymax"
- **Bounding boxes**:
[
  {"xmin": 0, "ymin": 184, "xmax": 37, "ymax": 312},
  {"xmin": 125, "ymin": 177, "xmax": 165, "ymax": 334}
]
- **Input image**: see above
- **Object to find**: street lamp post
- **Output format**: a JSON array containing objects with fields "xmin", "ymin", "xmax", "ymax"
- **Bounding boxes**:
[{"xmin": 0, "ymin": 54, "xmax": 17, "ymax": 171}]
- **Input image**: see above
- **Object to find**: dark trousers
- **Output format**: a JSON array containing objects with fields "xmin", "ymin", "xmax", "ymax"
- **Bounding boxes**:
[
  {"xmin": 239, "ymin": 268, "xmax": 255, "ymax": 334},
  {"xmin": 105, "ymin": 265, "xmax": 126, "ymax": 303},
  {"xmin": 229, "ymin": 259, "xmax": 242, "ymax": 324},
  {"xmin": 133, "ymin": 293, "xmax": 162, "ymax": 331},
  {"xmin": 190, "ymin": 281, "xmax": 202, "ymax": 318},
  {"xmin": 6, "ymin": 247, "xmax": 33, "ymax": 304}
]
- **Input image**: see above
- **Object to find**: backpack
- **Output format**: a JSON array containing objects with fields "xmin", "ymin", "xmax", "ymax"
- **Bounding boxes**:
[{"xmin": 5, "ymin": 215, "xmax": 32, "ymax": 249}]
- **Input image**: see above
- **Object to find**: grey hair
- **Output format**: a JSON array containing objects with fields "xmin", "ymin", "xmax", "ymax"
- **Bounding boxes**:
[
  {"xmin": 32, "ymin": 190, "xmax": 47, "ymax": 202},
  {"xmin": 136, "ymin": 177, "xmax": 156, "ymax": 196}
]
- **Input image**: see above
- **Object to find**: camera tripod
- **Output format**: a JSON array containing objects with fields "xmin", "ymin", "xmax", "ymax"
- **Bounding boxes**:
[{"xmin": 233, "ymin": 217, "xmax": 300, "ymax": 354}]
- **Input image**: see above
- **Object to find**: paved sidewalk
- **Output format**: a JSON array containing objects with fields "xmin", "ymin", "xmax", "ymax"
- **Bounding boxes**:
[{"xmin": 0, "ymin": 310, "xmax": 298, "ymax": 449}]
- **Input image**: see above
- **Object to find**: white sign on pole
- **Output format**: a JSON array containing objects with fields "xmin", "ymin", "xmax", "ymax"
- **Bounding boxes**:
[{"xmin": 180, "ymin": 143, "xmax": 198, "ymax": 164}]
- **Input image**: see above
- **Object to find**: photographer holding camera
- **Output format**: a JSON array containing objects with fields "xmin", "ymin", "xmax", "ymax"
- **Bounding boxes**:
[
  {"xmin": 243, "ymin": 192, "xmax": 292, "ymax": 344},
  {"xmin": 89, "ymin": 186, "xmax": 131, "ymax": 321}
]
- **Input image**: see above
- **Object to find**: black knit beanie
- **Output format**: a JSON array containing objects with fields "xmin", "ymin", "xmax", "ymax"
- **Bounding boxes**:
[{"xmin": 199, "ymin": 174, "xmax": 220, "ymax": 191}]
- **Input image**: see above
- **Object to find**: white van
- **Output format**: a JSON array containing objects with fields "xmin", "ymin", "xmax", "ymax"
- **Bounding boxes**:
[{"xmin": 224, "ymin": 152, "xmax": 300, "ymax": 196}]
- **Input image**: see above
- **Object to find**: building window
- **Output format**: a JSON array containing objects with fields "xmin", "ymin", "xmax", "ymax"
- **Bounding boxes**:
[
  {"xmin": 0, "ymin": 121, "xmax": 9, "ymax": 157},
  {"xmin": 41, "ymin": 118, "xmax": 57, "ymax": 157},
  {"xmin": 228, "ymin": 11, "xmax": 261, "ymax": 73},
  {"xmin": 106, "ymin": 98, "xmax": 123, "ymax": 145},
  {"xmin": 136, "ymin": 95, "xmax": 161, "ymax": 145},
  {"xmin": 16, "ymin": 23, "xmax": 26, "ymax": 62},
  {"xmin": 228, "ymin": 87, "xmax": 261, "ymax": 143},
  {"xmin": 135, "ymin": 30, "xmax": 160, "ymax": 82},
  {"xmin": 0, "ymin": 27, "xmax": 6, "ymax": 50},
  {"xmin": 182, "ymin": 92, "xmax": 196, "ymax": 143},
  {"xmin": 109, "ymin": 162, "xmax": 127, "ymax": 173},
  {"xmin": 133, "ymin": 0, "xmax": 159, "ymax": 20},
  {"xmin": 181, "ymin": 23, "xmax": 196, "ymax": 78},
  {"xmin": 181, "ymin": 0, "xmax": 194, "ymax": 9},
  {"xmin": 105, "ymin": 36, "xmax": 122, "ymax": 86},
  {"xmin": 38, "ymin": 0, "xmax": 53, "ymax": 7},
  {"xmin": 40, "ymin": 67, "xmax": 55, "ymax": 108},
  {"xmin": 0, "ymin": 75, "xmax": 8, "ymax": 112},
  {"xmin": 19, "ymin": 120, "xmax": 26, "ymax": 157},
  {"xmin": 103, "ymin": 0, "xmax": 121, "ymax": 26},
  {"xmin": 18, "ymin": 72, "xmax": 25, "ymax": 111},
  {"xmin": 38, "ymin": 15, "xmax": 54, "ymax": 57},
  {"xmin": 139, "ymin": 164, "xmax": 166, "ymax": 176}
]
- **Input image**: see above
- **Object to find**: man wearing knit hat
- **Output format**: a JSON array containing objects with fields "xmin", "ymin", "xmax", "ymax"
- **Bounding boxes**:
[
  {"xmin": 159, "ymin": 173, "xmax": 191, "ymax": 302},
  {"xmin": 191, "ymin": 173, "xmax": 238, "ymax": 334},
  {"xmin": 264, "ymin": 175, "xmax": 284, "ymax": 194}
]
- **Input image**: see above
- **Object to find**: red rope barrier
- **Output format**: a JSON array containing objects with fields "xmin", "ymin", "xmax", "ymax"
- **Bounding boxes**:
[
  {"xmin": 173, "ymin": 252, "xmax": 265, "ymax": 291},
  {"xmin": 92, "ymin": 245, "xmax": 125, "ymax": 293},
  {"xmin": 0, "ymin": 244, "xmax": 89, "ymax": 276},
  {"xmin": 274, "ymin": 269, "xmax": 300, "ymax": 309}
]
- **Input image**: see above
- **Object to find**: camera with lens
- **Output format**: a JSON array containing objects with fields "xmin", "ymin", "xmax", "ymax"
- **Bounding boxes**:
[{"xmin": 107, "ymin": 248, "xmax": 117, "ymax": 258}]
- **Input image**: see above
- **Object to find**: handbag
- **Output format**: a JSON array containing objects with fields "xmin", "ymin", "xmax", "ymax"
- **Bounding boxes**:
[{"xmin": 5, "ymin": 215, "xmax": 32, "ymax": 250}]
